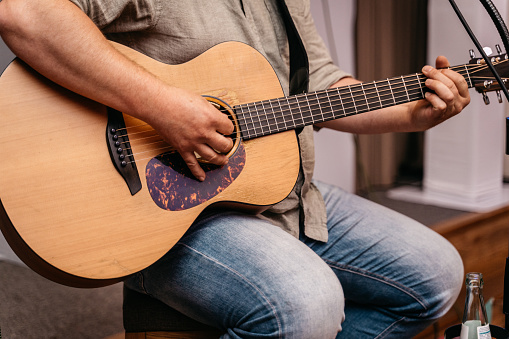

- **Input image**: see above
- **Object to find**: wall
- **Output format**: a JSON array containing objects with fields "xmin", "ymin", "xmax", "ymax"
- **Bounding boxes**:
[
  {"xmin": 310, "ymin": 0, "xmax": 356, "ymax": 193},
  {"xmin": 389, "ymin": 0, "xmax": 509, "ymax": 211}
]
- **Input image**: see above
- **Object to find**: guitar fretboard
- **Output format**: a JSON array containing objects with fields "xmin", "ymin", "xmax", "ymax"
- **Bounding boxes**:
[{"xmin": 235, "ymin": 64, "xmax": 477, "ymax": 140}]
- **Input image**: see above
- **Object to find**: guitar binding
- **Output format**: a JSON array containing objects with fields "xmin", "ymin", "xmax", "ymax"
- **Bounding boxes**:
[{"xmin": 106, "ymin": 107, "xmax": 142, "ymax": 196}]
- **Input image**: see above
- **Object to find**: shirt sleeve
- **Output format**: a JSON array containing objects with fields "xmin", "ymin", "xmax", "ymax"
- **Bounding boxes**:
[
  {"xmin": 287, "ymin": 0, "xmax": 351, "ymax": 91},
  {"xmin": 68, "ymin": 0, "xmax": 160, "ymax": 33}
]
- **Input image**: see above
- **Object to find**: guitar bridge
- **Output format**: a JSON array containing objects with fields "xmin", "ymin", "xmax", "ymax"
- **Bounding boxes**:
[{"xmin": 106, "ymin": 107, "xmax": 142, "ymax": 195}]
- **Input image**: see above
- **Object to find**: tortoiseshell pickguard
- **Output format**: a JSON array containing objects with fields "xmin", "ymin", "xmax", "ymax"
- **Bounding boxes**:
[{"xmin": 146, "ymin": 144, "xmax": 246, "ymax": 211}]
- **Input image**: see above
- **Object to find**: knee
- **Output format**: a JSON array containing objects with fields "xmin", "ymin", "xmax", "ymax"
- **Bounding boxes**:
[
  {"xmin": 420, "ymin": 239, "xmax": 464, "ymax": 320},
  {"xmin": 276, "ymin": 267, "xmax": 345, "ymax": 338}
]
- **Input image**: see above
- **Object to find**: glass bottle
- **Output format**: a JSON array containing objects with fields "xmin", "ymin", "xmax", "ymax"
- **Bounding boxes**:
[{"xmin": 460, "ymin": 272, "xmax": 492, "ymax": 339}]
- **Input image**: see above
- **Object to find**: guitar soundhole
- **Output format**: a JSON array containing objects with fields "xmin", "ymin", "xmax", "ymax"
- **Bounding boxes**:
[{"xmin": 146, "ymin": 143, "xmax": 246, "ymax": 211}]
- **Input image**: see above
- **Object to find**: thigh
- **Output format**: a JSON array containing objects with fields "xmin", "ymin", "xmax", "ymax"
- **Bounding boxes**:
[
  {"xmin": 306, "ymin": 181, "xmax": 463, "ymax": 337},
  {"xmin": 125, "ymin": 212, "xmax": 344, "ymax": 339}
]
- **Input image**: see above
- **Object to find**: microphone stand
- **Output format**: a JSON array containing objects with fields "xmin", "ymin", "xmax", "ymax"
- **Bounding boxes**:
[{"xmin": 444, "ymin": 0, "xmax": 509, "ymax": 337}]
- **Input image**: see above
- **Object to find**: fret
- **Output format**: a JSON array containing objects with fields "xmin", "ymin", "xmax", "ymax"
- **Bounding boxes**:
[
  {"xmin": 237, "ymin": 104, "xmax": 251, "ymax": 139},
  {"xmin": 401, "ymin": 76, "xmax": 410, "ymax": 102},
  {"xmin": 260, "ymin": 101, "xmax": 272, "ymax": 134},
  {"xmin": 269, "ymin": 98, "xmax": 283, "ymax": 133},
  {"xmin": 274, "ymin": 97, "xmax": 288, "ymax": 132},
  {"xmin": 314, "ymin": 92, "xmax": 325, "ymax": 122},
  {"xmin": 362, "ymin": 82, "xmax": 383, "ymax": 112},
  {"xmin": 348, "ymin": 85, "xmax": 358, "ymax": 114},
  {"xmin": 387, "ymin": 78, "xmax": 397, "ymax": 105},
  {"xmin": 373, "ymin": 81, "xmax": 383, "ymax": 108},
  {"xmin": 245, "ymin": 102, "xmax": 261, "ymax": 137},
  {"xmin": 322, "ymin": 90, "xmax": 335, "ymax": 121},
  {"xmin": 392, "ymin": 77, "xmax": 411, "ymax": 104},
  {"xmin": 300, "ymin": 94, "xmax": 315, "ymax": 126},
  {"xmin": 254, "ymin": 102, "xmax": 265, "ymax": 135},
  {"xmin": 416, "ymin": 74, "xmax": 425, "ymax": 98},
  {"xmin": 336, "ymin": 87, "xmax": 355, "ymax": 117},
  {"xmin": 360, "ymin": 83, "xmax": 370, "ymax": 111},
  {"xmin": 260, "ymin": 100, "xmax": 272, "ymax": 135},
  {"xmin": 336, "ymin": 88, "xmax": 347, "ymax": 118},
  {"xmin": 464, "ymin": 64, "xmax": 473, "ymax": 88},
  {"xmin": 295, "ymin": 96, "xmax": 306, "ymax": 128},
  {"xmin": 286, "ymin": 96, "xmax": 303, "ymax": 130},
  {"xmin": 407, "ymin": 77, "xmax": 425, "ymax": 102},
  {"xmin": 377, "ymin": 79, "xmax": 395, "ymax": 108}
]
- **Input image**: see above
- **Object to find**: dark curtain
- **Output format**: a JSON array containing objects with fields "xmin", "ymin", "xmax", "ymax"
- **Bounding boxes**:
[{"xmin": 355, "ymin": 0, "xmax": 429, "ymax": 192}]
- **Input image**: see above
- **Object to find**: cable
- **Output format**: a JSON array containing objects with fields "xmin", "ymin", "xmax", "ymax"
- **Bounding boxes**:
[
  {"xmin": 479, "ymin": 0, "xmax": 509, "ymax": 54},
  {"xmin": 448, "ymin": 0, "xmax": 509, "ymax": 102}
]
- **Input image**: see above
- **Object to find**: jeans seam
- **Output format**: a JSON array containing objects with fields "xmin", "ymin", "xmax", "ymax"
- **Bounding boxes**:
[
  {"xmin": 179, "ymin": 243, "xmax": 283, "ymax": 339},
  {"xmin": 324, "ymin": 259, "xmax": 429, "ymax": 316},
  {"xmin": 375, "ymin": 316, "xmax": 407, "ymax": 339}
]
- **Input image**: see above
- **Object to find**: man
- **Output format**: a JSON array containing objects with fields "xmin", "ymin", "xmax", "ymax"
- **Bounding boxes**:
[{"xmin": 0, "ymin": 0, "xmax": 469, "ymax": 337}]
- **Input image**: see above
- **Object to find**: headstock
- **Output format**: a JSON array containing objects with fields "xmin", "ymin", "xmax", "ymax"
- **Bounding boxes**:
[{"xmin": 468, "ymin": 44, "xmax": 509, "ymax": 104}]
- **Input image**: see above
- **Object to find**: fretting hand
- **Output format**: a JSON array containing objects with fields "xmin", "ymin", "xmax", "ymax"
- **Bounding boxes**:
[{"xmin": 411, "ymin": 55, "xmax": 471, "ymax": 130}]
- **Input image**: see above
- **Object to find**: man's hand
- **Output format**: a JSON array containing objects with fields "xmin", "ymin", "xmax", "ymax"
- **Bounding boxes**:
[
  {"xmin": 317, "ymin": 55, "xmax": 471, "ymax": 134},
  {"xmin": 147, "ymin": 87, "xmax": 234, "ymax": 182},
  {"xmin": 410, "ymin": 55, "xmax": 471, "ymax": 130}
]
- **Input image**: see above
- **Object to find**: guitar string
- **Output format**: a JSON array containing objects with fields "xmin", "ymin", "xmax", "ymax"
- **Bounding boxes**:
[
  {"xmin": 114, "ymin": 61, "xmax": 506, "ymax": 162},
  {"xmin": 119, "ymin": 61, "xmax": 496, "ymax": 138},
  {"xmin": 116, "ymin": 62, "xmax": 496, "ymax": 136},
  {"xmin": 236, "ymin": 66, "xmax": 503, "ymax": 136},
  {"xmin": 118, "ymin": 69, "xmax": 495, "ymax": 153},
  {"xmin": 236, "ymin": 62, "xmax": 500, "ymax": 120},
  {"xmin": 120, "ymin": 72, "xmax": 504, "ymax": 162}
]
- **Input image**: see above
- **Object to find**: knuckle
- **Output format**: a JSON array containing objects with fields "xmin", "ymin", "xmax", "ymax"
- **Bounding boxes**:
[
  {"xmin": 207, "ymin": 152, "xmax": 220, "ymax": 162},
  {"xmin": 437, "ymin": 102, "xmax": 447, "ymax": 111}
]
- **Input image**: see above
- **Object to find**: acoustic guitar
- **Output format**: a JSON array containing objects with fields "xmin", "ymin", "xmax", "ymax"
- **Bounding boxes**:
[{"xmin": 0, "ymin": 41, "xmax": 507, "ymax": 287}]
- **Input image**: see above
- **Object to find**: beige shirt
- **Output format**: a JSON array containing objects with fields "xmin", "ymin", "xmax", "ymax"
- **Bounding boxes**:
[{"xmin": 70, "ymin": 0, "xmax": 349, "ymax": 242}]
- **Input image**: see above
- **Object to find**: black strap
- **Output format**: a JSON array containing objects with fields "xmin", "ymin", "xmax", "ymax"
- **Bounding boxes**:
[{"xmin": 275, "ymin": 0, "xmax": 309, "ymax": 95}]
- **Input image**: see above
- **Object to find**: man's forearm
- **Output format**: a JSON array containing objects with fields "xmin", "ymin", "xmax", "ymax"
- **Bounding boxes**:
[{"xmin": 0, "ymin": 0, "xmax": 170, "ymax": 124}]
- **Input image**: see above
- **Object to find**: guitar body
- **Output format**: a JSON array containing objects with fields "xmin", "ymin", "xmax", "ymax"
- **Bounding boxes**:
[{"xmin": 0, "ymin": 41, "xmax": 300, "ymax": 287}]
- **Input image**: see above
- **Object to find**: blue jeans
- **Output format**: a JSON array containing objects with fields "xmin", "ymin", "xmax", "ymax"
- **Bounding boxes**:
[{"xmin": 125, "ymin": 180, "xmax": 463, "ymax": 338}]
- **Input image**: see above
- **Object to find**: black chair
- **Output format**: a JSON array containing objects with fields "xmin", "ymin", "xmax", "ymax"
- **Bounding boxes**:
[{"xmin": 123, "ymin": 285, "xmax": 221, "ymax": 339}]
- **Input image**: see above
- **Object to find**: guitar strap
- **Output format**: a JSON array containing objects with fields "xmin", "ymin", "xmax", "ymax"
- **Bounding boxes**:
[{"xmin": 275, "ymin": 0, "xmax": 310, "ymax": 95}]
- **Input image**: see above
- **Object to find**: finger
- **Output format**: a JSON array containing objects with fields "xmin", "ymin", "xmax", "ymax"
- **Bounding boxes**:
[
  {"xmin": 195, "ymin": 143, "xmax": 229, "ymax": 166},
  {"xmin": 424, "ymin": 92, "xmax": 447, "ymax": 113},
  {"xmin": 208, "ymin": 134, "xmax": 234, "ymax": 154},
  {"xmin": 435, "ymin": 55, "xmax": 451, "ymax": 69},
  {"xmin": 423, "ymin": 63, "xmax": 469, "ymax": 98},
  {"xmin": 423, "ymin": 65, "xmax": 455, "ymax": 89},
  {"xmin": 442, "ymin": 68, "xmax": 470, "ymax": 98},
  {"xmin": 425, "ymin": 77, "xmax": 455, "ymax": 104},
  {"xmin": 181, "ymin": 152, "xmax": 206, "ymax": 181},
  {"xmin": 215, "ymin": 114, "xmax": 235, "ymax": 136}
]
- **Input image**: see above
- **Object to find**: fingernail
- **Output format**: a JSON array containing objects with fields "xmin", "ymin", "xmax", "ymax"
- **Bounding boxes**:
[{"xmin": 423, "ymin": 66, "xmax": 432, "ymax": 73}]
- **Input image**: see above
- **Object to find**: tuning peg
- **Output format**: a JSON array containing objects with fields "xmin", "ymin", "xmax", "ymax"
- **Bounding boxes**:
[
  {"xmin": 496, "ymin": 44, "xmax": 503, "ymax": 55},
  {"xmin": 497, "ymin": 91, "xmax": 503, "ymax": 103},
  {"xmin": 469, "ymin": 49, "xmax": 476, "ymax": 58},
  {"xmin": 483, "ymin": 47, "xmax": 493, "ymax": 56},
  {"xmin": 482, "ymin": 92, "xmax": 490, "ymax": 105}
]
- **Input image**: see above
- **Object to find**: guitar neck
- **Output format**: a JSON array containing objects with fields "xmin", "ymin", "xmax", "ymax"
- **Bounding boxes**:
[{"xmin": 236, "ymin": 64, "xmax": 475, "ymax": 140}]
